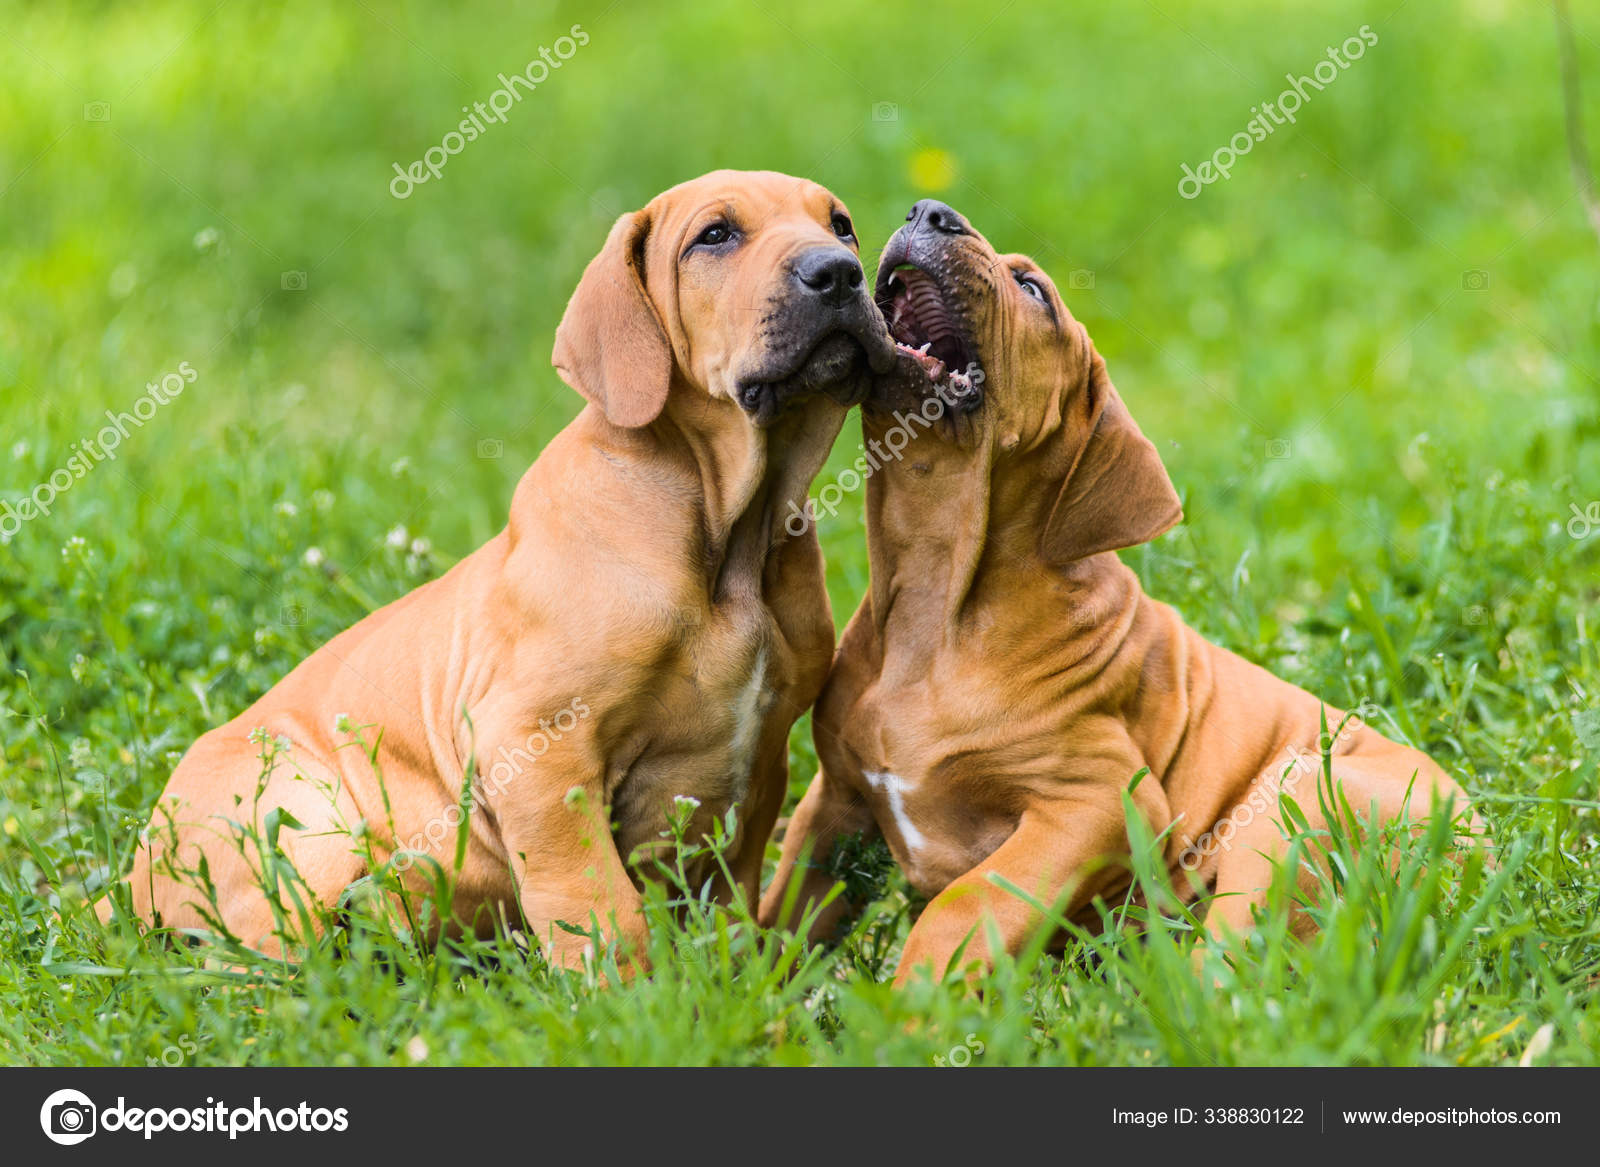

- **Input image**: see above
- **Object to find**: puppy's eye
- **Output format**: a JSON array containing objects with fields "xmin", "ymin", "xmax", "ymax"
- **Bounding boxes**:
[
  {"xmin": 831, "ymin": 213, "xmax": 855, "ymax": 239},
  {"xmin": 1016, "ymin": 273, "xmax": 1047, "ymax": 302},
  {"xmin": 695, "ymin": 222, "xmax": 734, "ymax": 247}
]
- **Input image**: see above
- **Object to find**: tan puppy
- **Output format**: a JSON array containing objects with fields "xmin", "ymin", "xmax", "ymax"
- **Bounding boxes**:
[
  {"xmin": 760, "ymin": 199, "xmax": 1474, "ymax": 984},
  {"xmin": 106, "ymin": 170, "xmax": 899, "ymax": 969}
]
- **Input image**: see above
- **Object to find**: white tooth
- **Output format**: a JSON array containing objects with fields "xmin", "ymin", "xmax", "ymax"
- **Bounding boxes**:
[{"xmin": 917, "ymin": 343, "xmax": 931, "ymax": 354}]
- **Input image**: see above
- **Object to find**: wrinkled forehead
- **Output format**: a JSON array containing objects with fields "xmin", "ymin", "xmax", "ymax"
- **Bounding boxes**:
[
  {"xmin": 996, "ymin": 249, "xmax": 1041, "ymax": 275},
  {"xmin": 647, "ymin": 171, "xmax": 841, "ymax": 244},
  {"xmin": 996, "ymin": 248, "xmax": 1077, "ymax": 327}
]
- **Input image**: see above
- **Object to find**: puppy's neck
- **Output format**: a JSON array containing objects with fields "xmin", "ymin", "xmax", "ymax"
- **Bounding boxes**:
[
  {"xmin": 863, "ymin": 410, "xmax": 994, "ymax": 637},
  {"xmin": 647, "ymin": 384, "xmax": 846, "ymax": 598},
  {"xmin": 864, "ymin": 414, "xmax": 1098, "ymax": 637}
]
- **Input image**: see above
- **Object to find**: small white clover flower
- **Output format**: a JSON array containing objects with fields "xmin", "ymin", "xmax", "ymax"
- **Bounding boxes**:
[
  {"xmin": 303, "ymin": 546, "xmax": 325, "ymax": 568},
  {"xmin": 409, "ymin": 536, "xmax": 431, "ymax": 557},
  {"xmin": 274, "ymin": 500, "xmax": 299, "ymax": 518},
  {"xmin": 385, "ymin": 524, "xmax": 409, "ymax": 549},
  {"xmin": 673, "ymin": 795, "xmax": 701, "ymax": 811}
]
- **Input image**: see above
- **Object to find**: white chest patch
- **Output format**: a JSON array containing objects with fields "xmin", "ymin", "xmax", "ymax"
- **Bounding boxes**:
[
  {"xmin": 864, "ymin": 770, "xmax": 926, "ymax": 858},
  {"xmin": 726, "ymin": 645, "xmax": 770, "ymax": 801}
]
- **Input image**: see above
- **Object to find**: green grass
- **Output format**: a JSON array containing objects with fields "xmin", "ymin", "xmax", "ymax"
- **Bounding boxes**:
[{"xmin": 3, "ymin": 0, "xmax": 1599, "ymax": 1065}]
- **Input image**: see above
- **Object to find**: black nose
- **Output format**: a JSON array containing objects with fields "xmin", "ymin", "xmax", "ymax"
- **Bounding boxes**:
[
  {"xmin": 794, "ymin": 247, "xmax": 864, "ymax": 309},
  {"xmin": 907, "ymin": 199, "xmax": 968, "ymax": 236}
]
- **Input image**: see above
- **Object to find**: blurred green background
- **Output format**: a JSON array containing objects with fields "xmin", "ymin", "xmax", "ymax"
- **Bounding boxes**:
[
  {"xmin": 3, "ymin": 0, "xmax": 1595, "ymax": 608},
  {"xmin": 5, "ymin": 0, "xmax": 1596, "ymax": 742},
  {"xmin": 3, "ymin": 0, "xmax": 1600, "ymax": 1065}
]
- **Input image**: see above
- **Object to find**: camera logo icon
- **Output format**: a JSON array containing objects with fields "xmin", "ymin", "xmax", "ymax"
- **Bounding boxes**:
[
  {"xmin": 1068, "ymin": 269, "xmax": 1095, "ymax": 290},
  {"xmin": 1462, "ymin": 269, "xmax": 1489, "ymax": 291},
  {"xmin": 1265, "ymin": 438, "xmax": 1292, "ymax": 460},
  {"xmin": 281, "ymin": 270, "xmax": 308, "ymax": 291},
  {"xmin": 83, "ymin": 102, "xmax": 111, "ymax": 122},
  {"xmin": 40, "ymin": 1088, "xmax": 97, "ymax": 1145},
  {"xmin": 476, "ymin": 438, "xmax": 504, "ymax": 460},
  {"xmin": 871, "ymin": 101, "xmax": 899, "ymax": 122}
]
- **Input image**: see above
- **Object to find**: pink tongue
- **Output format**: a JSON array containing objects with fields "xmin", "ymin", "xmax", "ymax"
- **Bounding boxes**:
[
  {"xmin": 904, "ymin": 272, "xmax": 958, "ymax": 343},
  {"xmin": 896, "ymin": 342, "xmax": 945, "ymax": 380}
]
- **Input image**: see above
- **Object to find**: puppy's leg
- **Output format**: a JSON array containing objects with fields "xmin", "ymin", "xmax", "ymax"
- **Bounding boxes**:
[
  {"xmin": 758, "ymin": 764, "xmax": 879, "ymax": 943},
  {"xmin": 495, "ymin": 781, "xmax": 649, "ymax": 974},
  {"xmin": 1343, "ymin": 744, "xmax": 1482, "ymax": 846},
  {"xmin": 1200, "ymin": 748, "xmax": 1479, "ymax": 954},
  {"xmin": 116, "ymin": 736, "xmax": 367, "ymax": 958},
  {"xmin": 895, "ymin": 792, "xmax": 1131, "ymax": 987},
  {"xmin": 711, "ymin": 739, "xmax": 791, "ymax": 914},
  {"xmin": 1199, "ymin": 811, "xmax": 1321, "ymax": 952}
]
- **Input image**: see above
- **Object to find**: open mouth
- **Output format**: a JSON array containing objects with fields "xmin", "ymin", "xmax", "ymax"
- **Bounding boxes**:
[{"xmin": 875, "ymin": 265, "xmax": 981, "ymax": 405}]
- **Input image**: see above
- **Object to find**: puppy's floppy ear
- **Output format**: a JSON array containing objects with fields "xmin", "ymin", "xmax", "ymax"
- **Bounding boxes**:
[
  {"xmin": 552, "ymin": 210, "xmax": 672, "ymax": 428},
  {"xmin": 1040, "ymin": 351, "xmax": 1182, "ymax": 564}
]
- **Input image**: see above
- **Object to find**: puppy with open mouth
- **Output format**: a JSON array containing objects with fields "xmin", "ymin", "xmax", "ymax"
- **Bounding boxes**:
[{"xmin": 760, "ymin": 199, "xmax": 1482, "ymax": 985}]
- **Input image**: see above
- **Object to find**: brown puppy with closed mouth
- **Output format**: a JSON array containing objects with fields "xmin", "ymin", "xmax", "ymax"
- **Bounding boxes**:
[
  {"xmin": 760, "ymin": 199, "xmax": 1477, "ymax": 985},
  {"xmin": 104, "ymin": 170, "xmax": 898, "ymax": 970}
]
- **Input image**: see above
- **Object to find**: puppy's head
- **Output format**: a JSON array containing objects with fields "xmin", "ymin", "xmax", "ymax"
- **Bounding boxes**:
[
  {"xmin": 870, "ymin": 199, "xmax": 1181, "ymax": 563},
  {"xmin": 554, "ymin": 170, "xmax": 898, "ymax": 429}
]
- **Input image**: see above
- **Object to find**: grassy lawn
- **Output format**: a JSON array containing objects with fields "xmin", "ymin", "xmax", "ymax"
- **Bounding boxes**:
[{"xmin": 2, "ymin": 0, "xmax": 1598, "ymax": 1065}]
